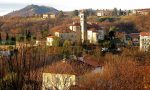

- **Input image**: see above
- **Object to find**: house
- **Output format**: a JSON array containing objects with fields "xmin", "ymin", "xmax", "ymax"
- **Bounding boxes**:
[
  {"xmin": 97, "ymin": 9, "xmax": 113, "ymax": 17},
  {"xmin": 132, "ymin": 8, "xmax": 150, "ymax": 15},
  {"xmin": 69, "ymin": 22, "xmax": 105, "ymax": 44},
  {"xmin": 97, "ymin": 29, "xmax": 105, "ymax": 40},
  {"xmin": 77, "ymin": 55, "xmax": 103, "ymax": 73},
  {"xmin": 42, "ymin": 73, "xmax": 76, "ymax": 90},
  {"xmin": 140, "ymin": 32, "xmax": 150, "ymax": 51},
  {"xmin": 129, "ymin": 33, "xmax": 140, "ymax": 46},
  {"xmin": 54, "ymin": 29, "xmax": 77, "ymax": 43},
  {"xmin": 43, "ymin": 13, "xmax": 56, "ymax": 19},
  {"xmin": 69, "ymin": 22, "xmax": 81, "ymax": 32},
  {"xmin": 87, "ymin": 29, "xmax": 97, "ymax": 44},
  {"xmin": 123, "ymin": 33, "xmax": 140, "ymax": 46},
  {"xmin": 50, "ymin": 14, "xmax": 56, "ymax": 19},
  {"xmin": 41, "ymin": 53, "xmax": 104, "ymax": 90},
  {"xmin": 46, "ymin": 36, "xmax": 55, "ymax": 46}
]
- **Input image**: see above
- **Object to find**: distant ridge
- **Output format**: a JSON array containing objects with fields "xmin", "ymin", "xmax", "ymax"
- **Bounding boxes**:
[{"xmin": 6, "ymin": 4, "xmax": 59, "ymax": 17}]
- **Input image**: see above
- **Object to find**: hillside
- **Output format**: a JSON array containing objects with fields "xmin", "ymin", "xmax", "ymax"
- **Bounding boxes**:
[{"xmin": 6, "ymin": 4, "xmax": 59, "ymax": 17}]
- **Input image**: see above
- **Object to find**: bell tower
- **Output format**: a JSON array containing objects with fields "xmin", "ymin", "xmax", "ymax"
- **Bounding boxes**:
[{"xmin": 80, "ymin": 10, "xmax": 87, "ymax": 43}]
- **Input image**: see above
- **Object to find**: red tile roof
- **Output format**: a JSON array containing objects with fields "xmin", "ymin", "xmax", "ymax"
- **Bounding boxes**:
[
  {"xmin": 44, "ymin": 60, "xmax": 95, "ymax": 76},
  {"xmin": 78, "ymin": 55, "xmax": 101, "ymax": 68},
  {"xmin": 73, "ymin": 23, "xmax": 80, "ymax": 26},
  {"xmin": 135, "ymin": 8, "xmax": 150, "ymax": 11},
  {"xmin": 129, "ymin": 33, "xmax": 140, "ymax": 38},
  {"xmin": 140, "ymin": 32, "xmax": 150, "ymax": 36},
  {"xmin": 87, "ymin": 23, "xmax": 100, "ymax": 30}
]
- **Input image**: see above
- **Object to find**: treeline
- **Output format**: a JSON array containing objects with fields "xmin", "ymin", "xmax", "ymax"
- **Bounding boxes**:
[{"xmin": 0, "ymin": 17, "xmax": 73, "ymax": 41}]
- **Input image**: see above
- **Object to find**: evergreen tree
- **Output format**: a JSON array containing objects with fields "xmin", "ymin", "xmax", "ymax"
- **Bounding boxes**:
[
  {"xmin": 52, "ymin": 37, "xmax": 61, "ymax": 46},
  {"xmin": 62, "ymin": 40, "xmax": 71, "ymax": 59},
  {"xmin": 72, "ymin": 10, "xmax": 79, "ymax": 16},
  {"xmin": 26, "ymin": 31, "xmax": 31, "ymax": 41},
  {"xmin": 112, "ymin": 8, "xmax": 118, "ymax": 16},
  {"xmin": 109, "ymin": 26, "xmax": 118, "ymax": 39},
  {"xmin": 119, "ymin": 9, "xmax": 123, "ymax": 16},
  {"xmin": 6, "ymin": 32, "xmax": 9, "ymax": 41},
  {"xmin": 0, "ymin": 32, "xmax": 2, "ymax": 41},
  {"xmin": 57, "ymin": 11, "xmax": 64, "ymax": 18}
]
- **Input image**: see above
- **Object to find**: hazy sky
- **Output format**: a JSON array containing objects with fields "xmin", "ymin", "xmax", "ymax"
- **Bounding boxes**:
[{"xmin": 0, "ymin": 0, "xmax": 150, "ymax": 16}]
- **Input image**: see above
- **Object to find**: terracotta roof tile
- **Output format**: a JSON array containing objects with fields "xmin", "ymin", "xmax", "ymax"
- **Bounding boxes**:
[
  {"xmin": 77, "ymin": 55, "xmax": 101, "ymax": 68},
  {"xmin": 140, "ymin": 32, "xmax": 150, "ymax": 36},
  {"xmin": 73, "ymin": 23, "xmax": 80, "ymax": 26}
]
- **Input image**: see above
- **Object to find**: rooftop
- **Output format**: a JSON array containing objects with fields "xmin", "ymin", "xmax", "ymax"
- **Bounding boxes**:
[
  {"xmin": 140, "ymin": 32, "xmax": 150, "ymax": 36},
  {"xmin": 129, "ymin": 33, "xmax": 140, "ymax": 38},
  {"xmin": 72, "ymin": 22, "xmax": 80, "ymax": 26},
  {"xmin": 135, "ymin": 8, "xmax": 150, "ymax": 11}
]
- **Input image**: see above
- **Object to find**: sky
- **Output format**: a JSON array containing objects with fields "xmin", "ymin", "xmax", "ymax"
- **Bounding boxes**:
[{"xmin": 0, "ymin": 0, "xmax": 150, "ymax": 16}]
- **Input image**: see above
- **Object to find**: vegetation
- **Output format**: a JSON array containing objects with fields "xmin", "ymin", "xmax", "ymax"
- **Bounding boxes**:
[
  {"xmin": 0, "ymin": 13, "xmax": 150, "ymax": 90},
  {"xmin": 0, "ymin": 44, "xmax": 149, "ymax": 89}
]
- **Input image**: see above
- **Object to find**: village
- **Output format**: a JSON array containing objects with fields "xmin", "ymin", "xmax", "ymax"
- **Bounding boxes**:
[{"xmin": 0, "ymin": 6, "xmax": 150, "ymax": 90}]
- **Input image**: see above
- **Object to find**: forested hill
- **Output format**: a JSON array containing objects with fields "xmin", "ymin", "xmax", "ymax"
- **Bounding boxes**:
[{"xmin": 6, "ymin": 4, "xmax": 59, "ymax": 17}]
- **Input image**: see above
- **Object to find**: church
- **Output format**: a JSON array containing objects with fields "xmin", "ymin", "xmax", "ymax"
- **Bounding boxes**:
[{"xmin": 46, "ymin": 10, "xmax": 105, "ymax": 46}]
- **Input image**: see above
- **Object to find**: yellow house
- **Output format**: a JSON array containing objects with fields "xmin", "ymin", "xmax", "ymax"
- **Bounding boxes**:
[
  {"xmin": 54, "ymin": 30, "xmax": 77, "ymax": 43},
  {"xmin": 42, "ymin": 73, "xmax": 76, "ymax": 90}
]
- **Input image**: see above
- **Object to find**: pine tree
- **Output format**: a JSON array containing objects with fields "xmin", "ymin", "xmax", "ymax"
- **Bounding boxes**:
[
  {"xmin": 6, "ymin": 32, "xmax": 9, "ymax": 41},
  {"xmin": 0, "ymin": 32, "xmax": 2, "ymax": 41},
  {"xmin": 112, "ymin": 8, "xmax": 118, "ymax": 16}
]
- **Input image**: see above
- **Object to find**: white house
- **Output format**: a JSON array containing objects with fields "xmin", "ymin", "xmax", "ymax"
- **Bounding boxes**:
[
  {"xmin": 43, "ymin": 13, "xmax": 56, "ymax": 19},
  {"xmin": 42, "ymin": 73, "xmax": 76, "ymax": 90},
  {"xmin": 69, "ymin": 22, "xmax": 81, "ymax": 32},
  {"xmin": 140, "ymin": 32, "xmax": 150, "ymax": 51},
  {"xmin": 54, "ymin": 30, "xmax": 77, "ymax": 43},
  {"xmin": 46, "ymin": 36, "xmax": 55, "ymax": 46},
  {"xmin": 87, "ymin": 29, "xmax": 97, "ymax": 44}
]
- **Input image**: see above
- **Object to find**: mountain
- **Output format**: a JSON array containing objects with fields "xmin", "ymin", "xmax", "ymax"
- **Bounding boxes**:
[{"xmin": 6, "ymin": 4, "xmax": 59, "ymax": 17}]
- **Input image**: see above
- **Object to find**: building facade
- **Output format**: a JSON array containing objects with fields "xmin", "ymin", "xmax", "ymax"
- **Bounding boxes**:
[
  {"xmin": 140, "ymin": 32, "xmax": 150, "ymax": 51},
  {"xmin": 42, "ymin": 73, "xmax": 76, "ymax": 90},
  {"xmin": 43, "ymin": 13, "xmax": 56, "ymax": 19},
  {"xmin": 46, "ymin": 36, "xmax": 55, "ymax": 46},
  {"xmin": 54, "ymin": 31, "xmax": 77, "ymax": 43},
  {"xmin": 132, "ymin": 8, "xmax": 150, "ymax": 15},
  {"xmin": 97, "ymin": 9, "xmax": 113, "ymax": 17}
]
